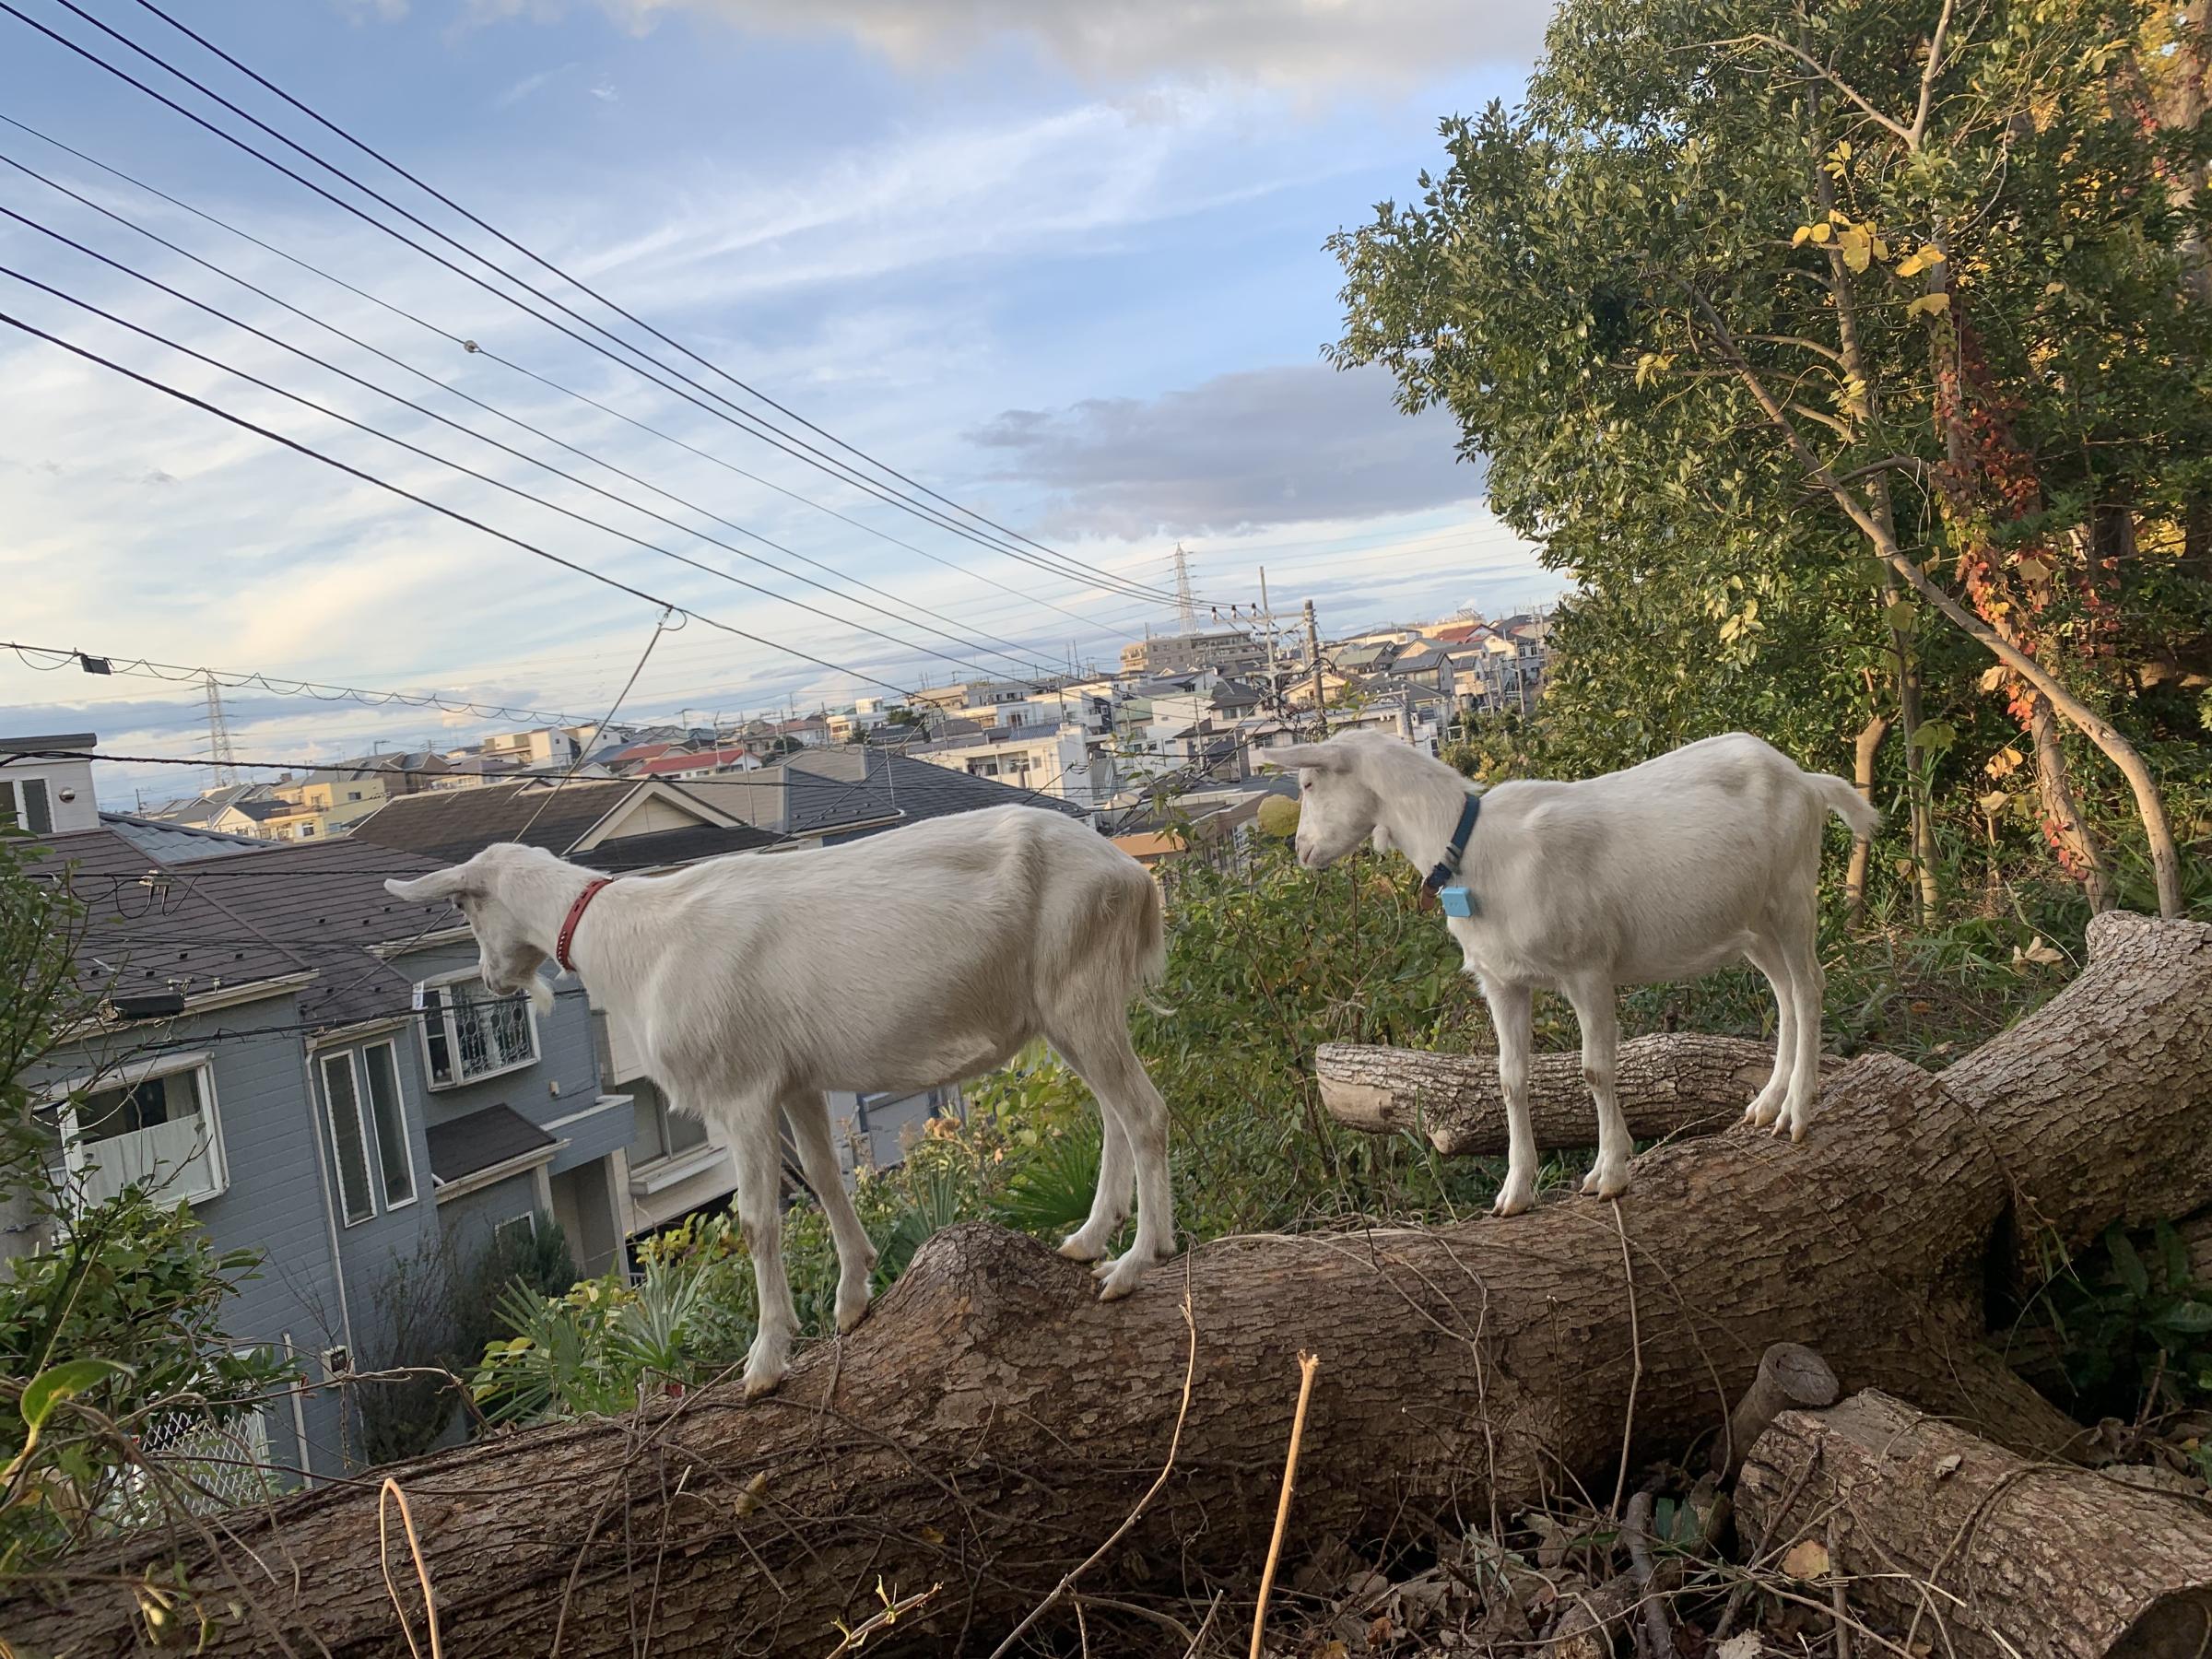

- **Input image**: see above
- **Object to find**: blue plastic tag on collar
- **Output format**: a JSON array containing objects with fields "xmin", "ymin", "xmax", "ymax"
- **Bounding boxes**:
[{"xmin": 1438, "ymin": 885, "xmax": 1476, "ymax": 919}]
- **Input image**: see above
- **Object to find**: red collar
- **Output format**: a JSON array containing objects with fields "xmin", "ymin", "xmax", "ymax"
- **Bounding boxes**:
[{"xmin": 556, "ymin": 877, "xmax": 614, "ymax": 973}]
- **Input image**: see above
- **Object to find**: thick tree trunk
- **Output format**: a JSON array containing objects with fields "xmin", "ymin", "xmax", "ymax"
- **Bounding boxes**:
[
  {"xmin": 1314, "ymin": 1033, "xmax": 1819, "ymax": 1154},
  {"xmin": 9, "ymin": 918, "xmax": 2210, "ymax": 1659},
  {"xmin": 1737, "ymin": 1391, "xmax": 2212, "ymax": 1659}
]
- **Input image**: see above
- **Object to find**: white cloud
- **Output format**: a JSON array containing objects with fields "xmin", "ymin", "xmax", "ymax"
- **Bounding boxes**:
[
  {"xmin": 583, "ymin": 0, "xmax": 1552, "ymax": 88},
  {"xmin": 493, "ymin": 63, "xmax": 575, "ymax": 108}
]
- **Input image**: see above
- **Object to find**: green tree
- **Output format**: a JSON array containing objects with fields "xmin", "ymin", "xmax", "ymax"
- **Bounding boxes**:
[{"xmin": 1331, "ymin": 0, "xmax": 2211, "ymax": 916}]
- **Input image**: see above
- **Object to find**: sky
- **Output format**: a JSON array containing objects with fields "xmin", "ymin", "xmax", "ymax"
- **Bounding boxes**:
[{"xmin": 0, "ymin": 0, "xmax": 1562, "ymax": 806}]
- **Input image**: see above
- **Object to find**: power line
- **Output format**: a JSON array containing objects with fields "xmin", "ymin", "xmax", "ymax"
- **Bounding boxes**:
[
  {"xmin": 2, "ymin": 640, "xmax": 589, "ymax": 726},
  {"xmin": 0, "ymin": 146, "xmax": 1059, "ymax": 679},
  {"xmin": 0, "ymin": 304, "xmax": 921, "ymax": 698},
  {"xmin": 0, "ymin": 112, "xmax": 1151, "ymax": 641},
  {"xmin": 125, "ymin": 0, "xmax": 1178, "ymax": 599},
  {"xmin": 0, "ymin": 245, "xmax": 1034, "ymax": 685},
  {"xmin": 6, "ymin": 0, "xmax": 1204, "ymax": 612}
]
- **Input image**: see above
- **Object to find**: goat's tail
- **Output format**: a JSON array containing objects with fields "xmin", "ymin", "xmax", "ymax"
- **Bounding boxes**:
[
  {"xmin": 1808, "ymin": 771, "xmax": 1882, "ymax": 840},
  {"xmin": 1131, "ymin": 871, "xmax": 1173, "ymax": 1018}
]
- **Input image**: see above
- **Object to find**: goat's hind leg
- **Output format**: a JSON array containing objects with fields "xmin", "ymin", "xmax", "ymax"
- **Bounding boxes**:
[
  {"xmin": 1050, "ymin": 1016, "xmax": 1174, "ymax": 1300},
  {"xmin": 1481, "ymin": 978, "xmax": 1540, "ymax": 1216},
  {"xmin": 783, "ymin": 1089, "xmax": 878, "ymax": 1335},
  {"xmin": 1740, "ymin": 936, "xmax": 1798, "ymax": 1130},
  {"xmin": 727, "ymin": 1091, "xmax": 798, "ymax": 1398},
  {"xmin": 1563, "ymin": 975, "xmax": 1632, "ymax": 1200}
]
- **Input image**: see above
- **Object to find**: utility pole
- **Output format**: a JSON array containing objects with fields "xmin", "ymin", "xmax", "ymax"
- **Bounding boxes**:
[
  {"xmin": 1303, "ymin": 599, "xmax": 1326, "ymax": 739},
  {"xmin": 1257, "ymin": 566, "xmax": 1285, "ymax": 719}
]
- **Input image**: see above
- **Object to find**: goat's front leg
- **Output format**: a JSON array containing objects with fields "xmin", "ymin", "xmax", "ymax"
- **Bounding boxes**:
[
  {"xmin": 1479, "ymin": 978, "xmax": 1539, "ymax": 1216},
  {"xmin": 783, "ymin": 1090, "xmax": 878, "ymax": 1335},
  {"xmin": 730, "ymin": 1096, "xmax": 798, "ymax": 1398},
  {"xmin": 1563, "ymin": 976, "xmax": 1631, "ymax": 1199},
  {"xmin": 1057, "ymin": 1101, "xmax": 1132, "ymax": 1265}
]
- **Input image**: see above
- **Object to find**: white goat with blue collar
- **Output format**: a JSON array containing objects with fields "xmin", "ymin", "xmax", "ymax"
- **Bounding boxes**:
[{"xmin": 1264, "ymin": 730, "xmax": 1877, "ymax": 1213}]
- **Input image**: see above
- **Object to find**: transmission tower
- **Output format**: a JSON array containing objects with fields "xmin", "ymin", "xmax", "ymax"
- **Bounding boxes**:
[
  {"xmin": 204, "ymin": 674, "xmax": 241, "ymax": 789},
  {"xmin": 1171, "ymin": 543, "xmax": 1196, "ymax": 637}
]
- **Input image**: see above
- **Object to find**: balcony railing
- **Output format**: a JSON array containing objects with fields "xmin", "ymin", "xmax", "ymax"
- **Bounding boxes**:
[{"xmin": 75, "ymin": 1116, "xmax": 224, "ymax": 1208}]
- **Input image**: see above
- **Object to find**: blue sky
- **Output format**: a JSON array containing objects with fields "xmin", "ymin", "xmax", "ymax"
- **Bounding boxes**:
[{"xmin": 0, "ymin": 0, "xmax": 1560, "ymax": 804}]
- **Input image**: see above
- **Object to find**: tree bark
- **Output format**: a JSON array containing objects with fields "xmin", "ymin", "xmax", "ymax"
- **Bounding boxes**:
[
  {"xmin": 1737, "ymin": 1390, "xmax": 2212, "ymax": 1659},
  {"xmin": 1314, "ymin": 1033, "xmax": 1824, "ymax": 1154},
  {"xmin": 10, "ymin": 918, "xmax": 2211, "ymax": 1659},
  {"xmin": 1845, "ymin": 708, "xmax": 1890, "ymax": 924},
  {"xmin": 2031, "ymin": 692, "xmax": 2115, "ymax": 913}
]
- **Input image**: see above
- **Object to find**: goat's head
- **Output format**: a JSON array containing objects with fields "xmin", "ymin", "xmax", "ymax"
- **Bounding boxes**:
[
  {"xmin": 383, "ymin": 843, "xmax": 564, "ymax": 1013},
  {"xmin": 1259, "ymin": 735, "xmax": 1393, "ymax": 871}
]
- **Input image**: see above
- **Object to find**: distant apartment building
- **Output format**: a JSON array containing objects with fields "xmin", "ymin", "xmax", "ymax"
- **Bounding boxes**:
[
  {"xmin": 1119, "ymin": 629, "xmax": 1268, "ymax": 677},
  {"xmin": 904, "ymin": 722, "xmax": 1112, "ymax": 807}
]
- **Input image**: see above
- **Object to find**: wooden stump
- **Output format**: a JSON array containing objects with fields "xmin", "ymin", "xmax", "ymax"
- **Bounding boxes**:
[{"xmin": 1737, "ymin": 1390, "xmax": 2212, "ymax": 1659}]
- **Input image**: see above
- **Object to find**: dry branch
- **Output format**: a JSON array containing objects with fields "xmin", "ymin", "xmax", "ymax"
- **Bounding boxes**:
[
  {"xmin": 6, "ymin": 914, "xmax": 2209, "ymax": 1659},
  {"xmin": 1737, "ymin": 1390, "xmax": 2212, "ymax": 1659}
]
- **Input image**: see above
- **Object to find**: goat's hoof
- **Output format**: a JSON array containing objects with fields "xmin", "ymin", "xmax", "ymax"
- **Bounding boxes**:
[
  {"xmin": 1490, "ymin": 1179, "xmax": 1537, "ymax": 1218},
  {"xmin": 836, "ymin": 1291, "xmax": 872, "ymax": 1335},
  {"xmin": 1581, "ymin": 1166, "xmax": 1630, "ymax": 1200},
  {"xmin": 1744, "ymin": 1099, "xmax": 1783, "ymax": 1128},
  {"xmin": 1096, "ymin": 1259, "xmax": 1147, "ymax": 1301},
  {"xmin": 741, "ymin": 1365, "xmax": 785, "ymax": 1400},
  {"xmin": 1058, "ymin": 1231, "xmax": 1109, "ymax": 1264}
]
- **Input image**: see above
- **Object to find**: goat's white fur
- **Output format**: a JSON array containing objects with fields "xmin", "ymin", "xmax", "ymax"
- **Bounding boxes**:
[
  {"xmin": 1264, "ymin": 731, "xmax": 1878, "ymax": 1213},
  {"xmin": 384, "ymin": 806, "xmax": 1173, "ymax": 1396}
]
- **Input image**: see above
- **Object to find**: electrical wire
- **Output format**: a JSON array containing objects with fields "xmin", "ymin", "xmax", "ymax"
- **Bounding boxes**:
[
  {"xmin": 4, "ymin": 0, "xmax": 1206, "ymax": 611},
  {"xmin": 0, "ymin": 303, "xmax": 921, "ymax": 698},
  {"xmin": 0, "ymin": 250, "xmax": 1034, "ymax": 684},
  {"xmin": 0, "ymin": 147, "xmax": 1061, "ymax": 678},
  {"xmin": 125, "ymin": 0, "xmax": 1176, "ymax": 598},
  {"xmin": 3, "ymin": 640, "xmax": 586, "ymax": 726},
  {"xmin": 0, "ymin": 112, "xmax": 1158, "ymax": 641}
]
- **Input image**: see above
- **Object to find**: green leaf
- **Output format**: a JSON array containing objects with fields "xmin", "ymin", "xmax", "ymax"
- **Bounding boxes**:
[
  {"xmin": 19, "ymin": 1359, "xmax": 132, "ymax": 1430},
  {"xmin": 2152, "ymin": 1301, "xmax": 2212, "ymax": 1335},
  {"xmin": 2109, "ymin": 1228, "xmax": 2150, "ymax": 1299}
]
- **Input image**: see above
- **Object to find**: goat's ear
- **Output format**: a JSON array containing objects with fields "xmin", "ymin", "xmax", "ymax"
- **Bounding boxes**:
[
  {"xmin": 1258, "ymin": 744, "xmax": 1346, "ymax": 774},
  {"xmin": 384, "ymin": 869, "xmax": 472, "ymax": 903}
]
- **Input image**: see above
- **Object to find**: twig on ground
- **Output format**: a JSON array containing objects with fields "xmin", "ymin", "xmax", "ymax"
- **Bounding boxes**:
[
  {"xmin": 985, "ymin": 1262, "xmax": 1201, "ymax": 1659},
  {"xmin": 1611, "ymin": 1198, "xmax": 1643, "ymax": 1520},
  {"xmin": 1182, "ymin": 1591, "xmax": 1227, "ymax": 1659},
  {"xmin": 1622, "ymin": 1490, "xmax": 1677, "ymax": 1659},
  {"xmin": 1828, "ymin": 1518, "xmax": 1852, "ymax": 1659},
  {"xmin": 377, "ymin": 1477, "xmax": 442, "ymax": 1659},
  {"xmin": 1250, "ymin": 1350, "xmax": 1323, "ymax": 1659},
  {"xmin": 820, "ymin": 1581, "xmax": 942, "ymax": 1657}
]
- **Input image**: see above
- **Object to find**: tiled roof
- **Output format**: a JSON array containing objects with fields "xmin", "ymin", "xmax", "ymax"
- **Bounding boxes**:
[
  {"xmin": 347, "ymin": 778, "xmax": 780, "ymax": 870},
  {"xmin": 100, "ymin": 812, "xmax": 266, "ymax": 864},
  {"xmin": 780, "ymin": 748, "xmax": 1088, "ymax": 836},
  {"xmin": 425, "ymin": 1104, "xmax": 557, "ymax": 1186}
]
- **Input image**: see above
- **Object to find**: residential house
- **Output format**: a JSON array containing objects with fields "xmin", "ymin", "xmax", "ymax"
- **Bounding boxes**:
[
  {"xmin": 903, "ymin": 722, "xmax": 1113, "ymax": 808},
  {"xmin": 1117, "ymin": 629, "xmax": 1267, "ymax": 677},
  {"xmin": 1, "ymin": 733, "xmax": 102, "ymax": 835},
  {"xmin": 24, "ymin": 824, "xmax": 633, "ymax": 1487}
]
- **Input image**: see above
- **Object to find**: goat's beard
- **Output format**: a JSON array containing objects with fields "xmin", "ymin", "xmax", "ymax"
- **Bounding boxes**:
[{"xmin": 527, "ymin": 974, "xmax": 556, "ymax": 1017}]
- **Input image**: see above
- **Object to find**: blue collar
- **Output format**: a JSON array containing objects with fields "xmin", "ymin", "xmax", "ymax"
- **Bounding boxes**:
[{"xmin": 1423, "ymin": 792, "xmax": 1483, "ymax": 894}]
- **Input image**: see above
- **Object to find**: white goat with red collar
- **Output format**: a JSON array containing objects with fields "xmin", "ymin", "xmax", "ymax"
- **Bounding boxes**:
[
  {"xmin": 386, "ymin": 804, "xmax": 1173, "ymax": 1397},
  {"xmin": 1264, "ymin": 730, "xmax": 1877, "ymax": 1213}
]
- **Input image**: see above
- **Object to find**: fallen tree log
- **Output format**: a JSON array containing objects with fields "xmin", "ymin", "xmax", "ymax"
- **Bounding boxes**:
[
  {"xmin": 1737, "ymin": 1390, "xmax": 2212, "ymax": 1659},
  {"xmin": 6, "ymin": 914, "xmax": 2208, "ymax": 1659},
  {"xmin": 1313, "ymin": 1033, "xmax": 1819, "ymax": 1154}
]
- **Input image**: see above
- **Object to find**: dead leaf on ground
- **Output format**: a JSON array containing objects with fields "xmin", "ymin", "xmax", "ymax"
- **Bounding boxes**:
[
  {"xmin": 1781, "ymin": 1537, "xmax": 1832, "ymax": 1580},
  {"xmin": 1933, "ymin": 1453, "xmax": 1963, "ymax": 1479},
  {"xmin": 1715, "ymin": 1634, "xmax": 1764, "ymax": 1659}
]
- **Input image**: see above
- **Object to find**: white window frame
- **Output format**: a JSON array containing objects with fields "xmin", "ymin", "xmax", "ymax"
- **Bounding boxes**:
[
  {"xmin": 319, "ymin": 1050, "xmax": 379, "ymax": 1229},
  {"xmin": 414, "ymin": 970, "xmax": 540, "ymax": 1091},
  {"xmin": 1, "ymin": 775, "xmax": 55, "ymax": 835},
  {"xmin": 493, "ymin": 1212, "xmax": 536, "ymax": 1252},
  {"xmin": 45, "ymin": 1052, "xmax": 229, "ymax": 1208},
  {"xmin": 359, "ymin": 1040, "xmax": 417, "ymax": 1211}
]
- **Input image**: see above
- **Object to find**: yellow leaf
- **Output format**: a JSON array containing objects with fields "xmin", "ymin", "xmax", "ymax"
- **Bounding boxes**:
[
  {"xmin": 1872, "ymin": 235, "xmax": 1889, "ymax": 262},
  {"xmin": 1919, "ymin": 244, "xmax": 1947, "ymax": 265},
  {"xmin": 1829, "ymin": 207, "xmax": 1853, "ymax": 223},
  {"xmin": 1792, "ymin": 225, "xmax": 1814, "ymax": 247},
  {"xmin": 1782, "ymin": 1538, "xmax": 1832, "ymax": 1580},
  {"xmin": 1839, "ymin": 223, "xmax": 1873, "ymax": 273},
  {"xmin": 1905, "ymin": 291, "xmax": 1951, "ymax": 318},
  {"xmin": 2015, "ymin": 555, "xmax": 2052, "ymax": 582},
  {"xmin": 1977, "ymin": 790, "xmax": 2010, "ymax": 815},
  {"xmin": 1896, "ymin": 252, "xmax": 1927, "ymax": 278},
  {"xmin": 1987, "ymin": 744, "xmax": 2025, "ymax": 777},
  {"xmin": 1809, "ymin": 222, "xmax": 1833, "ymax": 244},
  {"xmin": 1978, "ymin": 665, "xmax": 2009, "ymax": 693}
]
